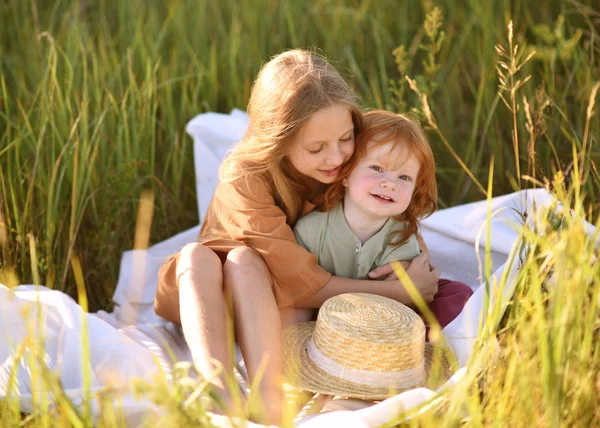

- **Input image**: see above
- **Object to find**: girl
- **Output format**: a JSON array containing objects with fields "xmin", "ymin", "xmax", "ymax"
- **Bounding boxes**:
[
  {"xmin": 153, "ymin": 51, "xmax": 439, "ymax": 424},
  {"xmin": 294, "ymin": 110, "xmax": 473, "ymax": 335}
]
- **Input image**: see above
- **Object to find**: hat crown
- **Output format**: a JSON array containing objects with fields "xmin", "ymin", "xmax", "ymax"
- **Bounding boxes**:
[{"xmin": 312, "ymin": 293, "xmax": 425, "ymax": 372}]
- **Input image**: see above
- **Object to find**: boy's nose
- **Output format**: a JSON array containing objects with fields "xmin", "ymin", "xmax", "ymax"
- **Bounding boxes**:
[{"xmin": 380, "ymin": 176, "xmax": 397, "ymax": 190}]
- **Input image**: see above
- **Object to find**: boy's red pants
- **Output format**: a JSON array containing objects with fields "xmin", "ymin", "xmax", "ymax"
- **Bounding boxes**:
[{"xmin": 420, "ymin": 278, "xmax": 473, "ymax": 338}]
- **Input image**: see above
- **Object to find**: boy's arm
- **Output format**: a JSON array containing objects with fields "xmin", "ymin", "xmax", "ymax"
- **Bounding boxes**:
[
  {"xmin": 415, "ymin": 230, "xmax": 430, "ymax": 256},
  {"xmin": 374, "ymin": 234, "xmax": 421, "ymax": 279}
]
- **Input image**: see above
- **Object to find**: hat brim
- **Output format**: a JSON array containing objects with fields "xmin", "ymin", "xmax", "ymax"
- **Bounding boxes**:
[{"xmin": 282, "ymin": 322, "xmax": 454, "ymax": 400}]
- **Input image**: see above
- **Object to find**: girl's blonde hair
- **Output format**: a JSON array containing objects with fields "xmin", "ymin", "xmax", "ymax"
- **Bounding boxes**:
[
  {"xmin": 323, "ymin": 110, "xmax": 437, "ymax": 244},
  {"xmin": 220, "ymin": 49, "xmax": 363, "ymax": 226}
]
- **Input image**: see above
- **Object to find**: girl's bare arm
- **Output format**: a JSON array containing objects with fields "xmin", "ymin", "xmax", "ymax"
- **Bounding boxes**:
[{"xmin": 294, "ymin": 253, "xmax": 440, "ymax": 308}]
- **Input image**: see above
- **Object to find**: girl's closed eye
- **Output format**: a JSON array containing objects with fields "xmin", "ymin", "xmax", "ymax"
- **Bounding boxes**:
[
  {"xmin": 308, "ymin": 145, "xmax": 324, "ymax": 155},
  {"xmin": 340, "ymin": 133, "xmax": 354, "ymax": 142}
]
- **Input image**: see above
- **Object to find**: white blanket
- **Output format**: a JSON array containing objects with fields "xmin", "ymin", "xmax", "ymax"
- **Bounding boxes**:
[{"xmin": 0, "ymin": 110, "xmax": 579, "ymax": 427}]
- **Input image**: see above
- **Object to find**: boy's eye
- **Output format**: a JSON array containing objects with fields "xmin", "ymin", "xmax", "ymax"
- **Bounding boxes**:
[
  {"xmin": 399, "ymin": 175, "xmax": 412, "ymax": 181},
  {"xmin": 369, "ymin": 165, "xmax": 383, "ymax": 172}
]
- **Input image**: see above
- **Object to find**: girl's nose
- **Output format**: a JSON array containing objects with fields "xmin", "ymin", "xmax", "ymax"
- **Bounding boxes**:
[{"xmin": 326, "ymin": 146, "xmax": 344, "ymax": 166}]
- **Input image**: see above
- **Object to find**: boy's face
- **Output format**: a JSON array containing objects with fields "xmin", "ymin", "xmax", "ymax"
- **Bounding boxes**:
[
  {"xmin": 287, "ymin": 103, "xmax": 355, "ymax": 184},
  {"xmin": 343, "ymin": 140, "xmax": 420, "ymax": 222}
]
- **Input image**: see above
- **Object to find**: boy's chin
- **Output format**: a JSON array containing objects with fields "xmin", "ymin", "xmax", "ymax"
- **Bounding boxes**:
[{"xmin": 364, "ymin": 207, "xmax": 404, "ymax": 220}]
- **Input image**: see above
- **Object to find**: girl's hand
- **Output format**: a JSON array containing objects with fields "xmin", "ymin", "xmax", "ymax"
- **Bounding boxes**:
[{"xmin": 368, "ymin": 261, "xmax": 410, "ymax": 280}]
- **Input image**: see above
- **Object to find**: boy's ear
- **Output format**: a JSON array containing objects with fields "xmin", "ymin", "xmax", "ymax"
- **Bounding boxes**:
[{"xmin": 342, "ymin": 178, "xmax": 349, "ymax": 187}]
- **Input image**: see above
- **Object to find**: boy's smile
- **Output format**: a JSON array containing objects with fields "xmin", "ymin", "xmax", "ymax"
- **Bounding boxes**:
[{"xmin": 371, "ymin": 193, "xmax": 395, "ymax": 203}]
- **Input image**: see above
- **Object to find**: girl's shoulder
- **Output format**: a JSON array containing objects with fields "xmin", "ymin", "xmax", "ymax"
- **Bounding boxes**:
[
  {"xmin": 294, "ymin": 208, "xmax": 329, "ymax": 230},
  {"xmin": 217, "ymin": 170, "xmax": 274, "ymax": 204}
]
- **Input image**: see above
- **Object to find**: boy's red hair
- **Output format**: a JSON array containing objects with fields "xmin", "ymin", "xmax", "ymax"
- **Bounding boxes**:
[{"xmin": 322, "ymin": 110, "xmax": 437, "ymax": 245}]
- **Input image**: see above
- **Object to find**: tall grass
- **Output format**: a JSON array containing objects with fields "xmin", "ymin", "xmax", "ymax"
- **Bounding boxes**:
[
  {"xmin": 1, "ymin": 0, "xmax": 599, "ymax": 426},
  {"xmin": 1, "ymin": 0, "xmax": 598, "ymax": 305},
  {"xmin": 393, "ymin": 178, "xmax": 600, "ymax": 427}
]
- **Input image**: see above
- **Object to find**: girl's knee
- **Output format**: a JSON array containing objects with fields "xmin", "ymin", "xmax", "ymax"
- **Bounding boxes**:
[
  {"xmin": 226, "ymin": 246, "xmax": 262, "ymax": 263},
  {"xmin": 179, "ymin": 242, "xmax": 220, "ymax": 264},
  {"xmin": 177, "ymin": 243, "xmax": 222, "ymax": 279},
  {"xmin": 223, "ymin": 247, "xmax": 272, "ymax": 293},
  {"xmin": 224, "ymin": 247, "xmax": 268, "ymax": 275}
]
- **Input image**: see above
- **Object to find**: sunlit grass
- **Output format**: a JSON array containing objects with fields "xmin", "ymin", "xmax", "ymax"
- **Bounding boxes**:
[{"xmin": 1, "ymin": 0, "xmax": 599, "ymax": 426}]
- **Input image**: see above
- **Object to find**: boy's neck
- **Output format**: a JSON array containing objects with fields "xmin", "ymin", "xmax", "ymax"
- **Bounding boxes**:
[{"xmin": 342, "ymin": 197, "xmax": 388, "ymax": 245}]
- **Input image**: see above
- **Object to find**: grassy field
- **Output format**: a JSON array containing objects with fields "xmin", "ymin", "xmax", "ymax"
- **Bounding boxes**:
[{"xmin": 1, "ymin": 0, "xmax": 599, "ymax": 426}]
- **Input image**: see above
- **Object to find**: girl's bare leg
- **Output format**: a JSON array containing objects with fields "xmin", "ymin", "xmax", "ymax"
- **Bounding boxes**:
[
  {"xmin": 280, "ymin": 307, "xmax": 315, "ymax": 329},
  {"xmin": 177, "ymin": 243, "xmax": 241, "ymax": 412},
  {"xmin": 223, "ymin": 247, "xmax": 283, "ymax": 425}
]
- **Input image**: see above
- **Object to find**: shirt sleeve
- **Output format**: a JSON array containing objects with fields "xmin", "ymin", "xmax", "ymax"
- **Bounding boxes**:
[
  {"xmin": 378, "ymin": 234, "xmax": 421, "ymax": 267},
  {"xmin": 211, "ymin": 177, "xmax": 331, "ymax": 307},
  {"xmin": 293, "ymin": 218, "xmax": 316, "ymax": 254}
]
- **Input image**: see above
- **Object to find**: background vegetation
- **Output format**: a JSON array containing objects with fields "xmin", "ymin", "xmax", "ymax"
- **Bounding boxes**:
[
  {"xmin": 0, "ymin": 0, "xmax": 599, "ymax": 426},
  {"xmin": 1, "ymin": 0, "xmax": 598, "ymax": 307}
]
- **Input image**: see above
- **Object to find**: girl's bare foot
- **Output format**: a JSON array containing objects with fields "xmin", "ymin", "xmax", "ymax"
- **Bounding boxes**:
[
  {"xmin": 247, "ymin": 385, "xmax": 283, "ymax": 426},
  {"xmin": 206, "ymin": 384, "xmax": 247, "ymax": 421}
]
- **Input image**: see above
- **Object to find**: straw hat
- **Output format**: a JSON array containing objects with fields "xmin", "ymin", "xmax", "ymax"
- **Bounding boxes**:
[{"xmin": 282, "ymin": 293, "xmax": 454, "ymax": 400}]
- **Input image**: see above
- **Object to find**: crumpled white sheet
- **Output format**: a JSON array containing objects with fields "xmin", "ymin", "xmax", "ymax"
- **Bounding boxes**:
[{"xmin": 1, "ymin": 109, "xmax": 586, "ymax": 427}]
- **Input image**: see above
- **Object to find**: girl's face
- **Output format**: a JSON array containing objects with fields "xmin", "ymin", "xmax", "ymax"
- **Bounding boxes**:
[
  {"xmin": 343, "ymin": 140, "xmax": 420, "ymax": 222},
  {"xmin": 287, "ymin": 103, "xmax": 355, "ymax": 184}
]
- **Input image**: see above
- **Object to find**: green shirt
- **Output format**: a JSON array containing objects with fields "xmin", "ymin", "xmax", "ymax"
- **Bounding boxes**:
[{"xmin": 293, "ymin": 203, "xmax": 420, "ymax": 280}]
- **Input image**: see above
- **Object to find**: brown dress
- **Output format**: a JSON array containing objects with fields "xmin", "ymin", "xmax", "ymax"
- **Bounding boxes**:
[{"xmin": 154, "ymin": 173, "xmax": 331, "ymax": 325}]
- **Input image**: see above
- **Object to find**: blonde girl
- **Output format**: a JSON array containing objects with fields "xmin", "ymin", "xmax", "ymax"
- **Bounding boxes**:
[{"xmin": 153, "ymin": 51, "xmax": 440, "ymax": 424}]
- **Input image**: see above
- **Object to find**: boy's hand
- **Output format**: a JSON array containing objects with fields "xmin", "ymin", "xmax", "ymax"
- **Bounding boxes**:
[
  {"xmin": 369, "ymin": 254, "xmax": 439, "ymax": 302},
  {"xmin": 379, "ymin": 261, "xmax": 410, "ymax": 280},
  {"xmin": 405, "ymin": 253, "xmax": 440, "ymax": 303},
  {"xmin": 368, "ymin": 261, "xmax": 401, "ymax": 279}
]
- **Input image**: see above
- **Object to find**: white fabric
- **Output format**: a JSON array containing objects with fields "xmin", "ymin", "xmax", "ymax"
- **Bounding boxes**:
[{"xmin": 1, "ymin": 109, "xmax": 593, "ymax": 427}]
